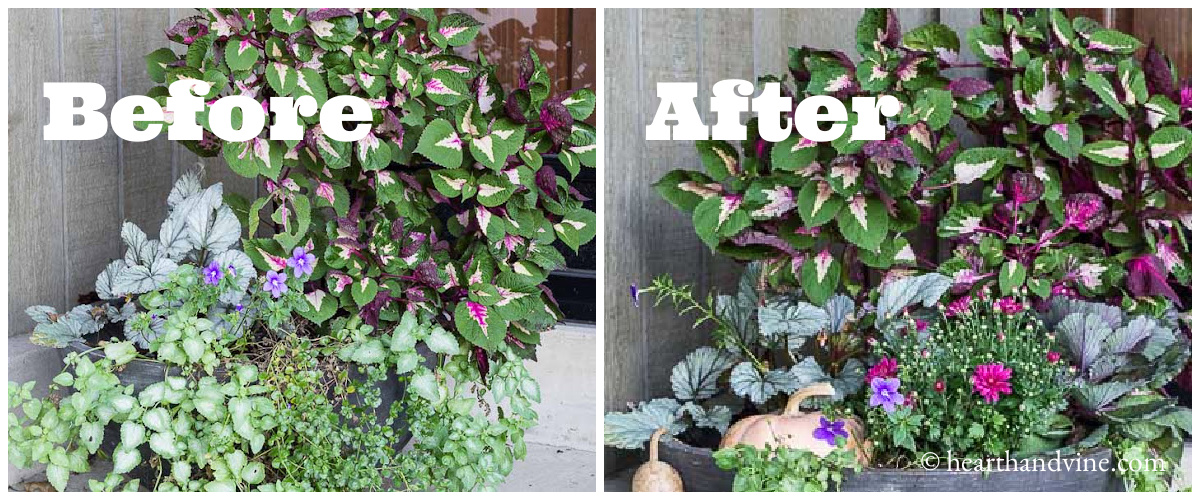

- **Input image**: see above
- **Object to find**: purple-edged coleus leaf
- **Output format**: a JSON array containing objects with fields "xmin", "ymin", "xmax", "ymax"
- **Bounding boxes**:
[
  {"xmin": 654, "ymin": 170, "xmax": 724, "ymax": 213},
  {"xmin": 1082, "ymin": 72, "xmax": 1130, "ymax": 120},
  {"xmin": 902, "ymin": 22, "xmax": 960, "ymax": 63},
  {"xmin": 415, "ymin": 118, "xmax": 463, "ymax": 168},
  {"xmin": 950, "ymin": 147, "xmax": 1012, "ymax": 185},
  {"xmin": 771, "ymin": 135, "xmax": 819, "ymax": 172},
  {"xmin": 947, "ymin": 77, "xmax": 993, "ymax": 99},
  {"xmin": 806, "ymin": 66, "xmax": 858, "ymax": 97},
  {"xmin": 697, "ymin": 140, "xmax": 741, "ymax": 181},
  {"xmin": 166, "ymin": 16, "xmax": 209, "ymax": 45},
  {"xmin": 455, "ymin": 300, "xmax": 506, "ymax": 351},
  {"xmin": 801, "ymin": 250, "xmax": 841, "ymax": 305},
  {"xmin": 1147, "ymin": 126, "xmax": 1191, "ymax": 169},
  {"xmin": 828, "ymin": 159, "xmax": 864, "ymax": 197},
  {"xmin": 356, "ymin": 131, "xmax": 391, "ymax": 171},
  {"xmin": 539, "ymin": 97, "xmax": 573, "ymax": 146},
  {"xmin": 746, "ymin": 183, "xmax": 797, "ymax": 220},
  {"xmin": 864, "ymin": 137, "xmax": 918, "ymax": 166},
  {"xmin": 313, "ymin": 181, "xmax": 350, "ymax": 217},
  {"xmin": 1080, "ymin": 140, "xmax": 1130, "ymax": 167},
  {"xmin": 855, "ymin": 8, "xmax": 900, "ymax": 56},
  {"xmin": 1126, "ymin": 254, "xmax": 1180, "ymax": 305},
  {"xmin": 1086, "ymin": 29, "xmax": 1142, "ymax": 55},
  {"xmin": 692, "ymin": 195, "xmax": 752, "ymax": 249},
  {"xmin": 1044, "ymin": 122, "xmax": 1083, "ymax": 159},
  {"xmin": 796, "ymin": 180, "xmax": 844, "ymax": 228},
  {"xmin": 836, "ymin": 195, "xmax": 888, "ymax": 252}
]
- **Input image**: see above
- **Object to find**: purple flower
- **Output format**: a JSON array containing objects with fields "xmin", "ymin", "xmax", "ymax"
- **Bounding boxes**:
[
  {"xmin": 812, "ymin": 416, "xmax": 849, "ymax": 447},
  {"xmin": 869, "ymin": 377, "xmax": 905, "ymax": 413},
  {"xmin": 235, "ymin": 304, "xmax": 244, "ymax": 313},
  {"xmin": 203, "ymin": 261, "xmax": 224, "ymax": 286},
  {"xmin": 286, "ymin": 247, "xmax": 316, "ymax": 278},
  {"xmin": 630, "ymin": 283, "xmax": 640, "ymax": 307},
  {"xmin": 263, "ymin": 270, "xmax": 287, "ymax": 298}
]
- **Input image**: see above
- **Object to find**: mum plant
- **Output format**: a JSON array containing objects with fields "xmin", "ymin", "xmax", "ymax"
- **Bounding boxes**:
[{"xmin": 141, "ymin": 8, "xmax": 595, "ymax": 491}]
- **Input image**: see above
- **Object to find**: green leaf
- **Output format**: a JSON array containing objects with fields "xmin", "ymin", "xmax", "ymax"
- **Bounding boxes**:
[
  {"xmin": 266, "ymin": 62, "xmax": 297, "ymax": 95},
  {"xmin": 1081, "ymin": 140, "xmax": 1131, "ymax": 167},
  {"xmin": 801, "ymin": 252, "xmax": 842, "ymax": 306},
  {"xmin": 269, "ymin": 8, "xmax": 307, "ymax": 34},
  {"xmin": 912, "ymin": 88, "xmax": 953, "ymax": 130},
  {"xmin": 729, "ymin": 362, "xmax": 799, "ymax": 405},
  {"xmin": 425, "ymin": 326, "xmax": 460, "ymax": 355},
  {"xmin": 410, "ymin": 370, "xmax": 442, "ymax": 403},
  {"xmin": 836, "ymin": 195, "xmax": 888, "ymax": 252},
  {"xmin": 454, "ymin": 301, "xmax": 506, "ymax": 351},
  {"xmin": 999, "ymin": 260, "xmax": 1027, "ymax": 295},
  {"xmin": 553, "ymin": 208, "xmax": 596, "ymax": 252},
  {"xmin": 416, "ymin": 118, "xmax": 463, "ymax": 168},
  {"xmin": 1147, "ymin": 126, "xmax": 1191, "ymax": 169},
  {"xmin": 430, "ymin": 12, "xmax": 483, "ymax": 47},
  {"xmin": 562, "ymin": 88, "xmax": 596, "ymax": 121},
  {"xmin": 46, "ymin": 463, "xmax": 69, "ymax": 491},
  {"xmin": 1044, "ymin": 123, "xmax": 1083, "ymax": 159},
  {"xmin": 698, "ymin": 140, "xmax": 741, "ymax": 181},
  {"xmin": 771, "ymin": 136, "xmax": 819, "ymax": 172},
  {"xmin": 950, "ymin": 147, "xmax": 1012, "ymax": 185},
  {"xmin": 796, "ymin": 180, "xmax": 844, "ymax": 228},
  {"xmin": 224, "ymin": 37, "xmax": 259, "ymax": 72},
  {"xmin": 693, "ymin": 195, "xmax": 752, "ymax": 249},
  {"xmin": 112, "ymin": 446, "xmax": 140, "ymax": 476},
  {"xmin": 902, "ymin": 23, "xmax": 960, "ymax": 56},
  {"xmin": 351, "ymin": 277, "xmax": 379, "ymax": 308},
  {"xmin": 1083, "ymin": 73, "xmax": 1129, "ymax": 120},
  {"xmin": 1087, "ymin": 29, "xmax": 1142, "ymax": 54}
]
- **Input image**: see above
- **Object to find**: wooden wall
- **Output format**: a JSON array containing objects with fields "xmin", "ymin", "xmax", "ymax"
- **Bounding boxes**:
[
  {"xmin": 7, "ymin": 8, "xmax": 588, "ymax": 338},
  {"xmin": 601, "ymin": 7, "xmax": 1191, "ymax": 470}
]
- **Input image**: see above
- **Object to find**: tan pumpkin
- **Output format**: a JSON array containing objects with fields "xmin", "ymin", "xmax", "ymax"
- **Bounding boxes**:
[
  {"xmin": 719, "ymin": 382, "xmax": 871, "ymax": 465},
  {"xmin": 631, "ymin": 428, "xmax": 684, "ymax": 492}
]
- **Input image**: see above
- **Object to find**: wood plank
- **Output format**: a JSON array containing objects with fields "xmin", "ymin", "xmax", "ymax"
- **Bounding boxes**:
[
  {"xmin": 699, "ymin": 9, "xmax": 754, "ymax": 296},
  {"xmin": 570, "ymin": 8, "xmax": 597, "ymax": 92},
  {"xmin": 8, "ymin": 9, "xmax": 67, "ymax": 335},
  {"xmin": 638, "ymin": 8, "xmax": 706, "ymax": 401},
  {"xmin": 1130, "ymin": 9, "xmax": 1191, "ymax": 75},
  {"xmin": 602, "ymin": 8, "xmax": 646, "ymax": 414},
  {"xmin": 118, "ymin": 9, "xmax": 174, "ymax": 233},
  {"xmin": 61, "ymin": 8, "xmax": 122, "ymax": 305}
]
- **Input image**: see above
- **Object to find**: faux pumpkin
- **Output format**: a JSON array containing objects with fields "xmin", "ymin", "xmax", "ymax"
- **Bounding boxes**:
[
  {"xmin": 631, "ymin": 428, "xmax": 684, "ymax": 492},
  {"xmin": 719, "ymin": 382, "xmax": 870, "ymax": 465}
]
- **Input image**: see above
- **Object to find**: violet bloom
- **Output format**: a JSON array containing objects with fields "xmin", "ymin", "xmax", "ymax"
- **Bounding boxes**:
[
  {"xmin": 812, "ymin": 417, "xmax": 849, "ymax": 447},
  {"xmin": 630, "ymin": 283, "xmax": 640, "ymax": 307},
  {"xmin": 286, "ymin": 247, "xmax": 316, "ymax": 278},
  {"xmin": 263, "ymin": 270, "xmax": 288, "ymax": 299},
  {"xmin": 235, "ymin": 304, "xmax": 244, "ymax": 313},
  {"xmin": 971, "ymin": 363, "xmax": 1013, "ymax": 404},
  {"xmin": 869, "ymin": 377, "xmax": 905, "ymax": 413},
  {"xmin": 203, "ymin": 260, "xmax": 224, "ymax": 286}
]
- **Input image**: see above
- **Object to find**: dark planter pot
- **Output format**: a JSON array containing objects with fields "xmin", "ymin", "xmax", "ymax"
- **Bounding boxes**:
[
  {"xmin": 658, "ymin": 438, "xmax": 1125, "ymax": 492},
  {"xmin": 61, "ymin": 337, "xmax": 416, "ymax": 485}
]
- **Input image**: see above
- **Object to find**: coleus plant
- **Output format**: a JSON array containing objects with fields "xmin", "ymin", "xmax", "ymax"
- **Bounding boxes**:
[
  {"xmin": 145, "ymin": 8, "xmax": 596, "ymax": 371},
  {"xmin": 926, "ymin": 9, "xmax": 1191, "ymax": 310}
]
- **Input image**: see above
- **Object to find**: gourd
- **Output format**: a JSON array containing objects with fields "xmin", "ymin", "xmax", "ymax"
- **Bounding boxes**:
[
  {"xmin": 631, "ymin": 427, "xmax": 684, "ymax": 492},
  {"xmin": 719, "ymin": 382, "xmax": 870, "ymax": 465}
]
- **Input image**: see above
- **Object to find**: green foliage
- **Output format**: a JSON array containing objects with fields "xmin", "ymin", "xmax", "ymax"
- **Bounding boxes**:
[
  {"xmin": 713, "ymin": 439, "xmax": 862, "ymax": 492},
  {"xmin": 867, "ymin": 293, "xmax": 1067, "ymax": 460}
]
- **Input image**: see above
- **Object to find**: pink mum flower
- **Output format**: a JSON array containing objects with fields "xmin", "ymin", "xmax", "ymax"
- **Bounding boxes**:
[
  {"xmin": 945, "ymin": 294, "xmax": 972, "ymax": 317},
  {"xmin": 1046, "ymin": 351, "xmax": 1061, "ymax": 364},
  {"xmin": 971, "ymin": 363, "xmax": 1013, "ymax": 404},
  {"xmin": 993, "ymin": 297, "xmax": 1024, "ymax": 314},
  {"xmin": 866, "ymin": 357, "xmax": 898, "ymax": 383}
]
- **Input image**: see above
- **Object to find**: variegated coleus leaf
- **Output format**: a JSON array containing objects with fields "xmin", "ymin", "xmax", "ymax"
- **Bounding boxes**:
[
  {"xmin": 692, "ymin": 195, "xmax": 752, "ymax": 249},
  {"xmin": 1082, "ymin": 72, "xmax": 1130, "ymax": 120},
  {"xmin": 950, "ymin": 147, "xmax": 1013, "ymax": 185},
  {"xmin": 266, "ymin": 62, "xmax": 297, "ymax": 95},
  {"xmin": 429, "ymin": 12, "xmax": 483, "ymax": 48},
  {"xmin": 902, "ymin": 22, "xmax": 960, "ymax": 64},
  {"xmin": 801, "ymin": 250, "xmax": 842, "ymax": 306},
  {"xmin": 1086, "ymin": 29, "xmax": 1142, "ymax": 55},
  {"xmin": 698, "ymin": 140, "xmax": 741, "ymax": 181},
  {"xmin": 562, "ymin": 88, "xmax": 596, "ymax": 121},
  {"xmin": 475, "ymin": 173, "xmax": 516, "ymax": 208},
  {"xmin": 355, "ymin": 131, "xmax": 391, "ymax": 171},
  {"xmin": 1044, "ymin": 123, "xmax": 1083, "ymax": 159},
  {"xmin": 796, "ymin": 179, "xmax": 844, "ymax": 228},
  {"xmin": 937, "ymin": 203, "xmax": 985, "ymax": 237},
  {"xmin": 654, "ymin": 170, "xmax": 724, "ymax": 213},
  {"xmin": 1081, "ymin": 140, "xmax": 1130, "ymax": 167},
  {"xmin": 469, "ymin": 119, "xmax": 525, "ymax": 171},
  {"xmin": 1015, "ymin": 57, "xmax": 1061, "ymax": 125},
  {"xmin": 744, "ymin": 181, "xmax": 797, "ymax": 221},
  {"xmin": 454, "ymin": 300, "xmax": 507, "ymax": 351},
  {"xmin": 966, "ymin": 25, "xmax": 1010, "ymax": 68},
  {"xmin": 423, "ymin": 69, "xmax": 469, "ymax": 107},
  {"xmin": 910, "ymin": 88, "xmax": 953, "ymax": 131},
  {"xmin": 771, "ymin": 135, "xmax": 820, "ymax": 172},
  {"xmin": 835, "ymin": 195, "xmax": 888, "ymax": 252},
  {"xmin": 416, "ymin": 118, "xmax": 463, "ymax": 168},
  {"xmin": 1147, "ymin": 126, "xmax": 1191, "ymax": 169},
  {"xmin": 854, "ymin": 8, "xmax": 900, "ymax": 57},
  {"xmin": 224, "ymin": 36, "xmax": 259, "ymax": 72},
  {"xmin": 308, "ymin": 124, "xmax": 352, "ymax": 169},
  {"xmin": 553, "ymin": 208, "xmax": 596, "ymax": 252}
]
